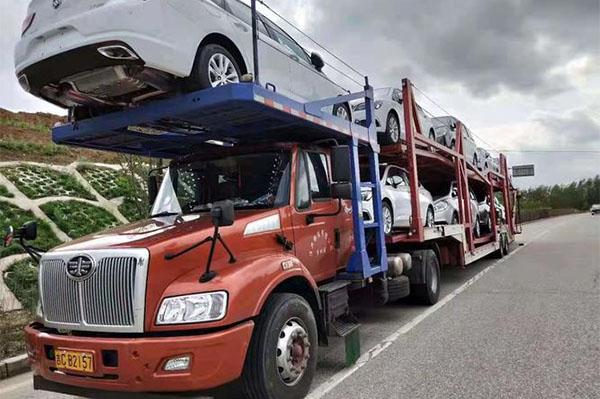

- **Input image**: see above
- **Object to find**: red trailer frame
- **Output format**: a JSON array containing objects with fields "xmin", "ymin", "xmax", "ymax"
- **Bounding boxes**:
[{"xmin": 377, "ymin": 78, "xmax": 519, "ymax": 267}]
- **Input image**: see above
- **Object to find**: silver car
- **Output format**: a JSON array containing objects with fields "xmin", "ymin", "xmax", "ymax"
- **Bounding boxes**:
[
  {"xmin": 352, "ymin": 87, "xmax": 436, "ymax": 145},
  {"xmin": 432, "ymin": 116, "xmax": 481, "ymax": 169},
  {"xmin": 432, "ymin": 182, "xmax": 482, "ymax": 237},
  {"xmin": 361, "ymin": 164, "xmax": 435, "ymax": 235}
]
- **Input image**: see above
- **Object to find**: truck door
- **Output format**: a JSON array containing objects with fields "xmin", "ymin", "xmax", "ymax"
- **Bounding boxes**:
[{"xmin": 291, "ymin": 149, "xmax": 341, "ymax": 281}]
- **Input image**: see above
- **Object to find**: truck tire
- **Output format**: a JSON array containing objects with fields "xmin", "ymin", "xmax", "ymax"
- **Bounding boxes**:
[
  {"xmin": 242, "ymin": 293, "xmax": 317, "ymax": 399},
  {"xmin": 410, "ymin": 250, "xmax": 440, "ymax": 305}
]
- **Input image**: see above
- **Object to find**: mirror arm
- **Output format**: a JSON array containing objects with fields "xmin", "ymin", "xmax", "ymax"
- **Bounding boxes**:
[
  {"xmin": 306, "ymin": 198, "xmax": 342, "ymax": 225},
  {"xmin": 19, "ymin": 237, "xmax": 42, "ymax": 264}
]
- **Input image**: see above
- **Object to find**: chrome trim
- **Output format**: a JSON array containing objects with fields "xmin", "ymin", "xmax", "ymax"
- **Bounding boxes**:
[
  {"xmin": 97, "ymin": 45, "xmax": 139, "ymax": 60},
  {"xmin": 39, "ymin": 249, "xmax": 149, "ymax": 333}
]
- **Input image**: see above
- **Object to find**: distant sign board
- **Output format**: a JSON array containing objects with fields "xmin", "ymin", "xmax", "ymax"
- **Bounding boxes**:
[{"xmin": 512, "ymin": 164, "xmax": 535, "ymax": 177}]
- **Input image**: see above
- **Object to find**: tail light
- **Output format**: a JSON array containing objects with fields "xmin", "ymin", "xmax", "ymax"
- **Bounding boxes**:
[{"xmin": 21, "ymin": 13, "xmax": 36, "ymax": 36}]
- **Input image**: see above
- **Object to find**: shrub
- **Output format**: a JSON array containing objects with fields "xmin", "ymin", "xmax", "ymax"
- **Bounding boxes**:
[
  {"xmin": 40, "ymin": 201, "xmax": 118, "ymax": 239},
  {"xmin": 2, "ymin": 166, "xmax": 93, "ymax": 200}
]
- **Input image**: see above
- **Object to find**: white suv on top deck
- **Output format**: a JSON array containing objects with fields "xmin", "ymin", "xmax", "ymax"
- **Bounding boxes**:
[{"xmin": 15, "ymin": 0, "xmax": 351, "ymax": 120}]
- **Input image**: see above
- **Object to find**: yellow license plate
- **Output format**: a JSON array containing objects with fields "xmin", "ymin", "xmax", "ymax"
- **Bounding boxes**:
[{"xmin": 55, "ymin": 349, "xmax": 94, "ymax": 373}]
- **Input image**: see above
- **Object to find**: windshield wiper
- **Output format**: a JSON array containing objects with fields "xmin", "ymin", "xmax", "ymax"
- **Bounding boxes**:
[{"xmin": 151, "ymin": 211, "xmax": 181, "ymax": 218}]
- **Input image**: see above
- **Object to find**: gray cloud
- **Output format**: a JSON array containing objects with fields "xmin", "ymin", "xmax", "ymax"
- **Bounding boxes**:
[
  {"xmin": 533, "ymin": 108, "xmax": 600, "ymax": 149},
  {"xmin": 290, "ymin": 0, "xmax": 599, "ymax": 97}
]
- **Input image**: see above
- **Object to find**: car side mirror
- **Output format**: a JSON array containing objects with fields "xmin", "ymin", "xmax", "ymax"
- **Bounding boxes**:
[
  {"xmin": 451, "ymin": 189, "xmax": 458, "ymax": 198},
  {"xmin": 3, "ymin": 226, "xmax": 14, "ymax": 247},
  {"xmin": 310, "ymin": 52, "xmax": 325, "ymax": 72},
  {"xmin": 147, "ymin": 175, "xmax": 160, "ymax": 206},
  {"xmin": 331, "ymin": 145, "xmax": 351, "ymax": 183},
  {"xmin": 211, "ymin": 200, "xmax": 235, "ymax": 227},
  {"xmin": 20, "ymin": 221, "xmax": 38, "ymax": 241},
  {"xmin": 332, "ymin": 182, "xmax": 352, "ymax": 200}
]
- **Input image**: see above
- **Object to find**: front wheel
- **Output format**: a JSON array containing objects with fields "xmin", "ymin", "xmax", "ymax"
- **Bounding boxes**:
[
  {"xmin": 382, "ymin": 201, "xmax": 394, "ymax": 236},
  {"xmin": 474, "ymin": 216, "xmax": 481, "ymax": 238},
  {"xmin": 380, "ymin": 112, "xmax": 400, "ymax": 145},
  {"xmin": 186, "ymin": 44, "xmax": 241, "ymax": 91},
  {"xmin": 242, "ymin": 293, "xmax": 317, "ymax": 399},
  {"xmin": 425, "ymin": 207, "xmax": 435, "ymax": 227},
  {"xmin": 333, "ymin": 103, "xmax": 351, "ymax": 121}
]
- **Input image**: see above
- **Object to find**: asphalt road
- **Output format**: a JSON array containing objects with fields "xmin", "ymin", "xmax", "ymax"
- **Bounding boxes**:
[{"xmin": 1, "ymin": 214, "xmax": 598, "ymax": 399}]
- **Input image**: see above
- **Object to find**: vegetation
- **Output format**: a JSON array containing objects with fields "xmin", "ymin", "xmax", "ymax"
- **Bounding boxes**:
[
  {"xmin": 520, "ymin": 175, "xmax": 600, "ymax": 211},
  {"xmin": 0, "ymin": 139, "xmax": 68, "ymax": 157},
  {"xmin": 40, "ymin": 200, "xmax": 118, "ymax": 239},
  {"xmin": 3, "ymin": 259, "xmax": 38, "ymax": 312},
  {"xmin": 2, "ymin": 165, "xmax": 94, "ymax": 200},
  {"xmin": 0, "ymin": 185, "xmax": 13, "ymax": 198},
  {"xmin": 0, "ymin": 117, "xmax": 50, "ymax": 134},
  {"xmin": 0, "ymin": 201, "xmax": 61, "ymax": 258}
]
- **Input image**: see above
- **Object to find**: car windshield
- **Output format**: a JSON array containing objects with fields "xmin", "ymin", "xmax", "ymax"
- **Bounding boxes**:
[
  {"xmin": 430, "ymin": 182, "xmax": 456, "ymax": 200},
  {"xmin": 151, "ymin": 151, "xmax": 291, "ymax": 216},
  {"xmin": 360, "ymin": 165, "xmax": 387, "ymax": 182}
]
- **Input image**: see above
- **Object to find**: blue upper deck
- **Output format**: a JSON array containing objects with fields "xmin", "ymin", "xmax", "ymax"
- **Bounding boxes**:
[{"xmin": 52, "ymin": 83, "xmax": 378, "ymax": 159}]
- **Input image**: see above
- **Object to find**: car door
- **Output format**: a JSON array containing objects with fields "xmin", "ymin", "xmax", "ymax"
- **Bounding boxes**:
[
  {"xmin": 262, "ymin": 18, "xmax": 339, "ymax": 103},
  {"xmin": 384, "ymin": 166, "xmax": 411, "ymax": 227},
  {"xmin": 223, "ymin": 0, "xmax": 293, "ymax": 98},
  {"xmin": 463, "ymin": 126, "xmax": 477, "ymax": 164},
  {"xmin": 290, "ymin": 149, "xmax": 340, "ymax": 281}
]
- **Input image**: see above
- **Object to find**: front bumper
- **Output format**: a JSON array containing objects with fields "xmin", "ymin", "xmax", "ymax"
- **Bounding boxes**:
[{"xmin": 26, "ymin": 321, "xmax": 254, "ymax": 393}]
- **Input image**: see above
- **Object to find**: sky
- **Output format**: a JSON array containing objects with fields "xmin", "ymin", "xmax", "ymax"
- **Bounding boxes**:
[{"xmin": 1, "ymin": 0, "xmax": 599, "ymax": 188}]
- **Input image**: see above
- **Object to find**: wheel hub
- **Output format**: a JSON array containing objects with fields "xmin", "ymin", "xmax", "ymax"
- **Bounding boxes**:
[
  {"xmin": 276, "ymin": 319, "xmax": 310, "ymax": 386},
  {"xmin": 208, "ymin": 53, "xmax": 239, "ymax": 88}
]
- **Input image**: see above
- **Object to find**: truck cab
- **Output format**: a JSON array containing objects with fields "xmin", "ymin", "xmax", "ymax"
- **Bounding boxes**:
[{"xmin": 25, "ymin": 143, "xmax": 355, "ymax": 397}]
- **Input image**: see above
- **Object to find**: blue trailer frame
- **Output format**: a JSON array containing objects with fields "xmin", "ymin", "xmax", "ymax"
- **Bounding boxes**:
[{"xmin": 53, "ymin": 81, "xmax": 388, "ymax": 280}]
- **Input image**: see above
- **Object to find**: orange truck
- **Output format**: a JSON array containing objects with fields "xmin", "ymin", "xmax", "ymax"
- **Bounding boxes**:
[{"xmin": 4, "ymin": 78, "xmax": 518, "ymax": 399}]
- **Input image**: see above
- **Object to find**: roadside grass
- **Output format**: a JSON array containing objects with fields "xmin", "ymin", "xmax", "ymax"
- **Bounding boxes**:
[
  {"xmin": 0, "ymin": 139, "xmax": 68, "ymax": 157},
  {"xmin": 1, "ymin": 165, "xmax": 94, "ymax": 200},
  {"xmin": 0, "ymin": 201, "xmax": 62, "ymax": 258},
  {"xmin": 3, "ymin": 259, "xmax": 38, "ymax": 312},
  {"xmin": 0, "ymin": 117, "xmax": 50, "ymax": 134},
  {"xmin": 0, "ymin": 185, "xmax": 14, "ymax": 198},
  {"xmin": 40, "ymin": 200, "xmax": 118, "ymax": 239},
  {"xmin": 0, "ymin": 310, "xmax": 31, "ymax": 360}
]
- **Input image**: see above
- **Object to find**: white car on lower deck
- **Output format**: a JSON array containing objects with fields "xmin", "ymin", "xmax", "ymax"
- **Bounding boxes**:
[
  {"xmin": 361, "ymin": 164, "xmax": 435, "ymax": 235},
  {"xmin": 352, "ymin": 87, "xmax": 436, "ymax": 145},
  {"xmin": 15, "ymin": 0, "xmax": 351, "ymax": 120}
]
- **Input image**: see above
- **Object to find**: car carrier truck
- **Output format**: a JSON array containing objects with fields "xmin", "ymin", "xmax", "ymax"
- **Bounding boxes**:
[{"xmin": 4, "ymin": 5, "xmax": 518, "ymax": 398}]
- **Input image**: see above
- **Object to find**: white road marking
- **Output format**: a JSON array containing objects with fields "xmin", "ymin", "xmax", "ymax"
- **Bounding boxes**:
[{"xmin": 308, "ymin": 222, "xmax": 565, "ymax": 399}]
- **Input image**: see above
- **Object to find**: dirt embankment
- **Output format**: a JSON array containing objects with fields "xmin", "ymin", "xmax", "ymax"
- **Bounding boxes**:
[{"xmin": 0, "ymin": 108, "xmax": 120, "ymax": 164}]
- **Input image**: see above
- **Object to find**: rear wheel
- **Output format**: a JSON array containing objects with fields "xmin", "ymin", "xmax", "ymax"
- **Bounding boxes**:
[
  {"xmin": 411, "ymin": 250, "xmax": 440, "ymax": 305},
  {"xmin": 382, "ymin": 201, "xmax": 394, "ymax": 236},
  {"xmin": 380, "ymin": 112, "xmax": 400, "ymax": 145},
  {"xmin": 186, "ymin": 44, "xmax": 241, "ymax": 91},
  {"xmin": 242, "ymin": 293, "xmax": 317, "ymax": 399},
  {"xmin": 333, "ymin": 103, "xmax": 351, "ymax": 121},
  {"xmin": 474, "ymin": 216, "xmax": 481, "ymax": 237},
  {"xmin": 450, "ymin": 211, "xmax": 459, "ymax": 225},
  {"xmin": 425, "ymin": 207, "xmax": 435, "ymax": 227}
]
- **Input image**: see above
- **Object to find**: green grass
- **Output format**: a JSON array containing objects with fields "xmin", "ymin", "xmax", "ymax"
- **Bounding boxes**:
[
  {"xmin": 3, "ymin": 259, "xmax": 38, "ymax": 312},
  {"xmin": 0, "ymin": 185, "xmax": 13, "ymax": 198},
  {"xmin": 0, "ymin": 117, "xmax": 50, "ymax": 134},
  {"xmin": 40, "ymin": 200, "xmax": 118, "ymax": 239},
  {"xmin": 0, "ymin": 201, "xmax": 62, "ymax": 258},
  {"xmin": 0, "ymin": 139, "xmax": 68, "ymax": 157},
  {"xmin": 2, "ymin": 166, "xmax": 94, "ymax": 200}
]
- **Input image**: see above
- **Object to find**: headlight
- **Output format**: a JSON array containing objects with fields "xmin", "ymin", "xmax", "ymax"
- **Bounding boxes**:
[
  {"xmin": 361, "ymin": 190, "xmax": 373, "ymax": 201},
  {"xmin": 374, "ymin": 101, "xmax": 383, "ymax": 110},
  {"xmin": 156, "ymin": 292, "xmax": 228, "ymax": 325},
  {"xmin": 434, "ymin": 201, "xmax": 449, "ymax": 212}
]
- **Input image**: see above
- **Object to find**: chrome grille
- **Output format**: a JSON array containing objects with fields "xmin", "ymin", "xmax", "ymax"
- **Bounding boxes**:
[
  {"xmin": 41, "ymin": 259, "xmax": 81, "ymax": 324},
  {"xmin": 81, "ymin": 257, "xmax": 137, "ymax": 326},
  {"xmin": 39, "ymin": 249, "xmax": 149, "ymax": 333}
]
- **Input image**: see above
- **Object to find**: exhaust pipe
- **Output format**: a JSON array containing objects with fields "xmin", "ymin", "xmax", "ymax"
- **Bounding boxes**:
[{"xmin": 97, "ymin": 45, "xmax": 139, "ymax": 61}]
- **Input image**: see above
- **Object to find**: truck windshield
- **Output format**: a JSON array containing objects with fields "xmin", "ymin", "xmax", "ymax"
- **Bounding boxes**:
[{"xmin": 152, "ymin": 151, "xmax": 291, "ymax": 216}]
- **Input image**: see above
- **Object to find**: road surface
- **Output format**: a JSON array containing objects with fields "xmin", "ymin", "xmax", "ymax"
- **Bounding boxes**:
[{"xmin": 1, "ymin": 214, "xmax": 598, "ymax": 399}]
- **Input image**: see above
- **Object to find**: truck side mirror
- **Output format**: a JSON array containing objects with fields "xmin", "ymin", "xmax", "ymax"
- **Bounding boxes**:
[
  {"xmin": 20, "ymin": 221, "xmax": 38, "ymax": 241},
  {"xmin": 148, "ymin": 175, "xmax": 159, "ymax": 206},
  {"xmin": 332, "ymin": 182, "xmax": 352, "ymax": 200},
  {"xmin": 211, "ymin": 200, "xmax": 235, "ymax": 227},
  {"xmin": 3, "ymin": 226, "xmax": 14, "ymax": 247},
  {"xmin": 310, "ymin": 52, "xmax": 325, "ymax": 72},
  {"xmin": 331, "ymin": 145, "xmax": 351, "ymax": 183}
]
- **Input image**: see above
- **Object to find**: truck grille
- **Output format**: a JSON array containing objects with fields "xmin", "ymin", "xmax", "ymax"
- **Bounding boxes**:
[{"xmin": 39, "ymin": 250, "xmax": 149, "ymax": 333}]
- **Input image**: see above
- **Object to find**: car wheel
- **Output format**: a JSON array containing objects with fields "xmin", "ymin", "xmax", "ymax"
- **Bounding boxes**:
[
  {"xmin": 380, "ymin": 112, "xmax": 400, "ymax": 145},
  {"xmin": 187, "ymin": 44, "xmax": 241, "ymax": 91},
  {"xmin": 382, "ymin": 201, "xmax": 394, "ymax": 236},
  {"xmin": 241, "ymin": 293, "xmax": 317, "ymax": 399},
  {"xmin": 333, "ymin": 103, "xmax": 351, "ymax": 121},
  {"xmin": 451, "ymin": 212, "xmax": 459, "ymax": 225},
  {"xmin": 486, "ymin": 215, "xmax": 492, "ymax": 232},
  {"xmin": 472, "ymin": 153, "xmax": 478, "ymax": 169},
  {"xmin": 425, "ymin": 207, "xmax": 435, "ymax": 227},
  {"xmin": 474, "ymin": 216, "xmax": 481, "ymax": 237},
  {"xmin": 450, "ymin": 140, "xmax": 456, "ymax": 151},
  {"xmin": 428, "ymin": 130, "xmax": 436, "ymax": 142}
]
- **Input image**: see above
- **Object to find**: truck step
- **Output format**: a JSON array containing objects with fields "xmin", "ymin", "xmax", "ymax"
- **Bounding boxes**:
[
  {"xmin": 387, "ymin": 275, "xmax": 411, "ymax": 302},
  {"xmin": 331, "ymin": 314, "xmax": 360, "ymax": 337}
]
